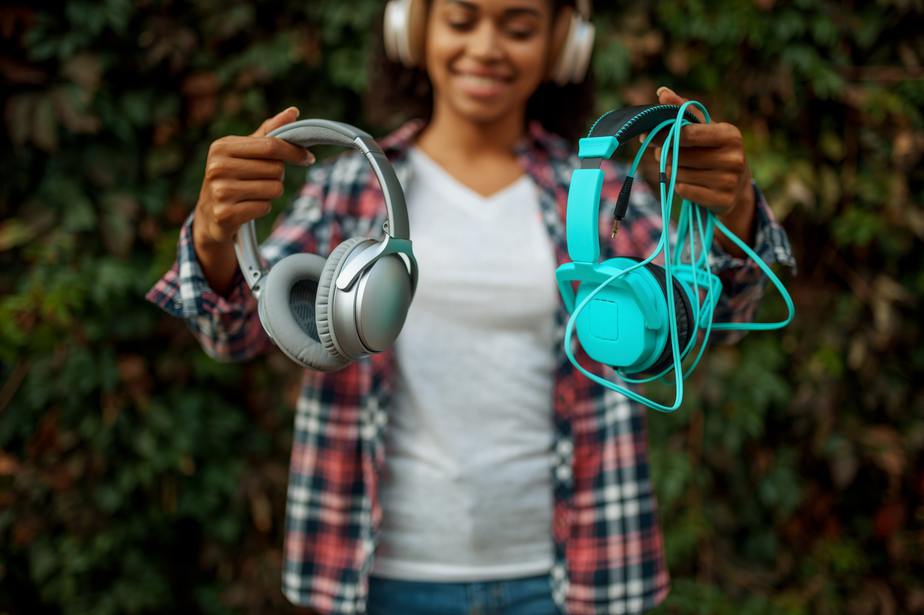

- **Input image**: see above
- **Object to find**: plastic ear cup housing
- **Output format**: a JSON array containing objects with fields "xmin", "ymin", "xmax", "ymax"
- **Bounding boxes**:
[
  {"xmin": 569, "ymin": 257, "xmax": 693, "ymax": 375},
  {"xmin": 549, "ymin": 6, "xmax": 596, "ymax": 85},
  {"xmin": 383, "ymin": 0, "xmax": 428, "ymax": 66},
  {"xmin": 318, "ymin": 237, "xmax": 414, "ymax": 361}
]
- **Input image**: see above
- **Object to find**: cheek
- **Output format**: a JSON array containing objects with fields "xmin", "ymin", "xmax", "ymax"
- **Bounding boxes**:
[
  {"xmin": 510, "ymin": 41, "xmax": 549, "ymax": 86},
  {"xmin": 424, "ymin": 25, "xmax": 459, "ymax": 81}
]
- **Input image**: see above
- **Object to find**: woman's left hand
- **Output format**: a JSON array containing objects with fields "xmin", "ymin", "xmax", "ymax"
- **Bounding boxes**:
[{"xmin": 643, "ymin": 86, "xmax": 757, "ymax": 253}]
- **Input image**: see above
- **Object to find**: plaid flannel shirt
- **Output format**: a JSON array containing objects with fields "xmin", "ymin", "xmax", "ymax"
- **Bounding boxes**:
[{"xmin": 147, "ymin": 119, "xmax": 795, "ymax": 615}]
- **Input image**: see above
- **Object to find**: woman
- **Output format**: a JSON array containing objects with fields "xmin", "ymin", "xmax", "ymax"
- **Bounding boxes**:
[{"xmin": 148, "ymin": 1, "xmax": 794, "ymax": 613}]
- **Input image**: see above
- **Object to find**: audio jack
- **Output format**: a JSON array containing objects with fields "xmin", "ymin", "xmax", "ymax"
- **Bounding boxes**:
[{"xmin": 611, "ymin": 175, "xmax": 634, "ymax": 237}]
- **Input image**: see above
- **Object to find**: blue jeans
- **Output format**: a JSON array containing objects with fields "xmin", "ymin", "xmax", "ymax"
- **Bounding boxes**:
[{"xmin": 366, "ymin": 574, "xmax": 561, "ymax": 615}]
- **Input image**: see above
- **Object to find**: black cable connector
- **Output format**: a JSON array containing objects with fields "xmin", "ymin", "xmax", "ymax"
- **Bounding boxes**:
[{"xmin": 610, "ymin": 175, "xmax": 634, "ymax": 237}]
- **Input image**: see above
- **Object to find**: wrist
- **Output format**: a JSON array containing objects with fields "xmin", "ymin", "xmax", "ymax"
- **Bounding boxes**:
[
  {"xmin": 719, "ymin": 173, "xmax": 756, "ymax": 243},
  {"xmin": 192, "ymin": 211, "xmax": 232, "ymax": 254}
]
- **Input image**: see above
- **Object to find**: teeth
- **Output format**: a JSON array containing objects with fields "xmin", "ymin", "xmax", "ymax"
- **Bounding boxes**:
[{"xmin": 458, "ymin": 73, "xmax": 504, "ymax": 87}]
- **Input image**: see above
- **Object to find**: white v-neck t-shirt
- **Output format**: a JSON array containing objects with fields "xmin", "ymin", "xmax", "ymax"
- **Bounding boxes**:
[{"xmin": 372, "ymin": 147, "xmax": 560, "ymax": 581}]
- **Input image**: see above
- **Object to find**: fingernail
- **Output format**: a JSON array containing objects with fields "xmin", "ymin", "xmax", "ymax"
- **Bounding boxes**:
[
  {"xmin": 284, "ymin": 106, "xmax": 299, "ymax": 118},
  {"xmin": 298, "ymin": 149, "xmax": 315, "ymax": 166},
  {"xmin": 656, "ymin": 86, "xmax": 668, "ymax": 97}
]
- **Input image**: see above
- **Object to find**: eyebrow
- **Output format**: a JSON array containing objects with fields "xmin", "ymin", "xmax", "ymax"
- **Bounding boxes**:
[{"xmin": 445, "ymin": 0, "xmax": 544, "ymax": 19}]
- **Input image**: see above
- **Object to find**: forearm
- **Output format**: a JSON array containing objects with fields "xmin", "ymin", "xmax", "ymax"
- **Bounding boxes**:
[{"xmin": 715, "ymin": 168, "xmax": 757, "ymax": 257}]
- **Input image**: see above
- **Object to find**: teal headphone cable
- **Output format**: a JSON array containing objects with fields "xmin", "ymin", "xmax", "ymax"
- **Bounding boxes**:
[{"xmin": 561, "ymin": 101, "xmax": 795, "ymax": 412}]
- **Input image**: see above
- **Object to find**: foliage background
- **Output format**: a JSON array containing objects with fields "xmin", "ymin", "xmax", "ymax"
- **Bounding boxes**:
[{"xmin": 1, "ymin": 1, "xmax": 922, "ymax": 614}]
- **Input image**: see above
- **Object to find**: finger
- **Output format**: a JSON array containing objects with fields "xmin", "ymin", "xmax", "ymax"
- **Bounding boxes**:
[
  {"xmin": 653, "ymin": 146, "xmax": 745, "ymax": 172},
  {"xmin": 665, "ymin": 167, "xmax": 740, "ymax": 193},
  {"xmin": 656, "ymin": 86, "xmax": 706, "ymax": 122},
  {"xmin": 657, "ymin": 86, "xmax": 687, "ymax": 106},
  {"xmin": 217, "ymin": 135, "xmax": 313, "ymax": 165},
  {"xmin": 252, "ymin": 107, "xmax": 300, "ymax": 137},
  {"xmin": 672, "ymin": 183, "xmax": 736, "ymax": 215},
  {"xmin": 211, "ymin": 179, "xmax": 285, "ymax": 203},
  {"xmin": 205, "ymin": 157, "xmax": 286, "ymax": 181},
  {"xmin": 642, "ymin": 123, "xmax": 741, "ymax": 149}
]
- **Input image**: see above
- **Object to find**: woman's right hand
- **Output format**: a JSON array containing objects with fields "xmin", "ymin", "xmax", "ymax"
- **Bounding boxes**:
[
  {"xmin": 194, "ymin": 107, "xmax": 314, "ymax": 246},
  {"xmin": 192, "ymin": 107, "xmax": 314, "ymax": 294}
]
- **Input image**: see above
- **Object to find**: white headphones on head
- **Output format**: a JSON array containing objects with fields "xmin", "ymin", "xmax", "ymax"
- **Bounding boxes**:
[{"xmin": 383, "ymin": 0, "xmax": 595, "ymax": 85}]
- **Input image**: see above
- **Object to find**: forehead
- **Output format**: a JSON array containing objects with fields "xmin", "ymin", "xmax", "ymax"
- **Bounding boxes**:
[{"xmin": 436, "ymin": 0, "xmax": 551, "ymax": 13}]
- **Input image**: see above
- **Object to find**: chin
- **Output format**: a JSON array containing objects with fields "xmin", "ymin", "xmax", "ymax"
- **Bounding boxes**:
[{"xmin": 445, "ymin": 89, "xmax": 529, "ymax": 126}]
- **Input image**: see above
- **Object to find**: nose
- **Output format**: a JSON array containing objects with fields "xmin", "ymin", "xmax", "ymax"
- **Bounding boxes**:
[{"xmin": 467, "ymin": 20, "xmax": 503, "ymax": 61}]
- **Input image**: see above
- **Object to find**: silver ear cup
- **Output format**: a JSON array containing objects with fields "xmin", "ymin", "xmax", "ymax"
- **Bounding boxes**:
[
  {"xmin": 350, "ymin": 252, "xmax": 413, "ymax": 352},
  {"xmin": 316, "ymin": 238, "xmax": 369, "ymax": 362},
  {"xmin": 317, "ymin": 238, "xmax": 413, "ymax": 361}
]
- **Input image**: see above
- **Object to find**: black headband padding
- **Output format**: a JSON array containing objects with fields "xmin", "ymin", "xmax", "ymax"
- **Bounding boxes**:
[{"xmin": 588, "ymin": 104, "xmax": 700, "ymax": 142}]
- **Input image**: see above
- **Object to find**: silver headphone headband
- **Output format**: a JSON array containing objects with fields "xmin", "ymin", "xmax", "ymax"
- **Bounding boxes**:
[{"xmin": 234, "ymin": 119, "xmax": 412, "ymax": 294}]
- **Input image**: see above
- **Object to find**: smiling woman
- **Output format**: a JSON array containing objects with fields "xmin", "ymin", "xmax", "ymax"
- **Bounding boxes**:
[
  {"xmin": 368, "ymin": 0, "xmax": 597, "ymax": 141},
  {"xmin": 144, "ymin": 0, "xmax": 796, "ymax": 613}
]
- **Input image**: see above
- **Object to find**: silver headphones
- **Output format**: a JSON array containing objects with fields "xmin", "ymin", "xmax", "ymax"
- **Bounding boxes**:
[
  {"xmin": 235, "ymin": 119, "xmax": 418, "ymax": 372},
  {"xmin": 383, "ymin": 0, "xmax": 595, "ymax": 86}
]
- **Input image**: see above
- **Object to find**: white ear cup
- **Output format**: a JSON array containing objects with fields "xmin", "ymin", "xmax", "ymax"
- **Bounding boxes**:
[
  {"xmin": 550, "ymin": 10, "xmax": 596, "ymax": 85},
  {"xmin": 383, "ymin": 0, "xmax": 427, "ymax": 67},
  {"xmin": 384, "ymin": 0, "xmax": 412, "ymax": 65}
]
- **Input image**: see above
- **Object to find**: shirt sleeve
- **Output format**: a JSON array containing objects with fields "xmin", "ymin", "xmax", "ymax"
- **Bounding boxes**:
[
  {"xmin": 706, "ymin": 183, "xmax": 796, "ymax": 336},
  {"xmin": 145, "ymin": 166, "xmax": 336, "ymax": 362}
]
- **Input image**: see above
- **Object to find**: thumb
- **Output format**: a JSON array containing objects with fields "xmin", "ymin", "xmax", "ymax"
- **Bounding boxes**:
[
  {"xmin": 252, "ymin": 106, "xmax": 300, "ymax": 137},
  {"xmin": 656, "ymin": 86, "xmax": 706, "ymax": 122},
  {"xmin": 656, "ymin": 86, "xmax": 686, "ymax": 106}
]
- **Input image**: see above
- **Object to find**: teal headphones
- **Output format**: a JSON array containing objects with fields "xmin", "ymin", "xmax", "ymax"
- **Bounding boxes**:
[{"xmin": 555, "ymin": 102, "xmax": 795, "ymax": 412}]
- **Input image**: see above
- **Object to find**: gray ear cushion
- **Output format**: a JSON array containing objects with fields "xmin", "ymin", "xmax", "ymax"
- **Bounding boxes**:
[
  {"xmin": 316, "ymin": 237, "xmax": 372, "ymax": 364},
  {"xmin": 260, "ymin": 253, "xmax": 351, "ymax": 372}
]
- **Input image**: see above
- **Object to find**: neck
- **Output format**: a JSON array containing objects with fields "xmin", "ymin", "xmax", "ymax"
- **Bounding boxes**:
[{"xmin": 417, "ymin": 97, "xmax": 526, "ymax": 160}]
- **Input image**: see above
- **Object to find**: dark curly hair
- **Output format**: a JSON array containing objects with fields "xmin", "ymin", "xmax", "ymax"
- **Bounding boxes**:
[{"xmin": 364, "ymin": 0, "xmax": 596, "ymax": 142}]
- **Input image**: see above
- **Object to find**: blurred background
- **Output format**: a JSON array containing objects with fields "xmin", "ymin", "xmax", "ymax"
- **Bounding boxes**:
[{"xmin": 1, "ymin": 1, "xmax": 923, "ymax": 614}]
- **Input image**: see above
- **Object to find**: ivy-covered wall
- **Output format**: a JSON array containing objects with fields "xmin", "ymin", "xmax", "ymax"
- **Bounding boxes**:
[{"xmin": 2, "ymin": 1, "xmax": 922, "ymax": 614}]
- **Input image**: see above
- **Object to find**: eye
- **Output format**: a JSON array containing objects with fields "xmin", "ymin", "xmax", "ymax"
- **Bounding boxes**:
[
  {"xmin": 448, "ymin": 18, "xmax": 476, "ymax": 31},
  {"xmin": 505, "ymin": 26, "xmax": 537, "ymax": 40},
  {"xmin": 444, "ymin": 8, "xmax": 476, "ymax": 31},
  {"xmin": 503, "ymin": 17, "xmax": 540, "ymax": 40}
]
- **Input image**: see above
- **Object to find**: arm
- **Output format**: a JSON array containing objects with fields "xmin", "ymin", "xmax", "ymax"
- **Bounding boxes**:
[
  {"xmin": 146, "ymin": 108, "xmax": 335, "ymax": 362},
  {"xmin": 146, "ymin": 165, "xmax": 337, "ymax": 361}
]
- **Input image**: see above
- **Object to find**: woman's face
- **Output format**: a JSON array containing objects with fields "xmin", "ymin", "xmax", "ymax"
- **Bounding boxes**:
[{"xmin": 425, "ymin": 0, "xmax": 554, "ymax": 125}]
